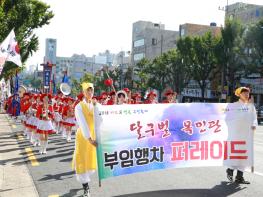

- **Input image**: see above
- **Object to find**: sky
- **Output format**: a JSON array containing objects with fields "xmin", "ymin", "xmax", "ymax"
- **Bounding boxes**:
[{"xmin": 26, "ymin": 0, "xmax": 263, "ymax": 68}]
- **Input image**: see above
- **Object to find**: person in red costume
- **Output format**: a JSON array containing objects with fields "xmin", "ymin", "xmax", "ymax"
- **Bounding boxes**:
[
  {"xmin": 132, "ymin": 92, "xmax": 142, "ymax": 104},
  {"xmin": 144, "ymin": 91, "xmax": 158, "ymax": 104},
  {"xmin": 107, "ymin": 91, "xmax": 116, "ymax": 105},
  {"xmin": 162, "ymin": 89, "xmax": 177, "ymax": 103},
  {"xmin": 63, "ymin": 97, "xmax": 76, "ymax": 142},
  {"xmin": 123, "ymin": 88, "xmax": 133, "ymax": 104},
  {"xmin": 36, "ymin": 94, "xmax": 55, "ymax": 154}
]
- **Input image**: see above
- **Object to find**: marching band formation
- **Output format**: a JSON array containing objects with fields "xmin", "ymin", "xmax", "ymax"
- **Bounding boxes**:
[
  {"xmin": 3, "ymin": 87, "xmax": 177, "ymax": 156},
  {"xmin": 3, "ymin": 85, "xmax": 256, "ymax": 197}
]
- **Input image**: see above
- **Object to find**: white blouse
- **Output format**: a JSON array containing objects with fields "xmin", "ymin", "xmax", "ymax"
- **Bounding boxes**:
[{"xmin": 74, "ymin": 99, "xmax": 94, "ymax": 139}]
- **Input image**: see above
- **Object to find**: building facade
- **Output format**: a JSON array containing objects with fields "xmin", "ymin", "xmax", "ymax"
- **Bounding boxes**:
[
  {"xmin": 179, "ymin": 23, "xmax": 221, "ymax": 38},
  {"xmin": 226, "ymin": 2, "xmax": 263, "ymax": 25},
  {"xmin": 131, "ymin": 21, "xmax": 179, "ymax": 64}
]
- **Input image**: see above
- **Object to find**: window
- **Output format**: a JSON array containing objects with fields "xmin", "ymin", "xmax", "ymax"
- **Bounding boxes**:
[
  {"xmin": 134, "ymin": 39, "xmax": 145, "ymax": 47},
  {"xmin": 154, "ymin": 23, "xmax": 160, "ymax": 28},
  {"xmin": 181, "ymin": 28, "xmax": 185, "ymax": 36},
  {"xmin": 152, "ymin": 38, "xmax": 157, "ymax": 45},
  {"xmin": 134, "ymin": 53, "xmax": 144, "ymax": 61}
]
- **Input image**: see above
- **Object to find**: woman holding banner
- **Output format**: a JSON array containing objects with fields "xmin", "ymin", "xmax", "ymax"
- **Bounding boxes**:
[
  {"xmin": 226, "ymin": 87, "xmax": 257, "ymax": 184},
  {"xmin": 72, "ymin": 82, "xmax": 97, "ymax": 197}
]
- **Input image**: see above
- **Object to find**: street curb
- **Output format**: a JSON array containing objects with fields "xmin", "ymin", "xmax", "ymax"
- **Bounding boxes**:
[{"xmin": 1, "ymin": 114, "xmax": 40, "ymax": 197}]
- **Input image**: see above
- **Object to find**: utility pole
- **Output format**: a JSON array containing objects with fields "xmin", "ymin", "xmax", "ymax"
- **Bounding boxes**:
[
  {"xmin": 219, "ymin": 0, "xmax": 229, "ymax": 102},
  {"xmin": 160, "ymin": 34, "xmax": 163, "ymax": 55}
]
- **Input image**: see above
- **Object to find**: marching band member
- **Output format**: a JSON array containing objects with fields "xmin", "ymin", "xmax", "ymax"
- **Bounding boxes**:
[
  {"xmin": 144, "ymin": 91, "xmax": 158, "ymax": 104},
  {"xmin": 58, "ymin": 97, "xmax": 65, "ymax": 134},
  {"xmin": 115, "ymin": 90, "xmax": 128, "ymax": 105},
  {"xmin": 53, "ymin": 96, "xmax": 61, "ymax": 134},
  {"xmin": 20, "ymin": 93, "xmax": 31, "ymax": 138},
  {"xmin": 72, "ymin": 82, "xmax": 97, "ymax": 197},
  {"xmin": 226, "ymin": 87, "xmax": 257, "ymax": 184},
  {"xmin": 162, "ymin": 89, "xmax": 177, "ymax": 103},
  {"xmin": 63, "ymin": 97, "xmax": 76, "ymax": 142},
  {"xmin": 106, "ymin": 91, "xmax": 116, "ymax": 105},
  {"xmin": 74, "ymin": 93, "xmax": 84, "ymax": 108},
  {"xmin": 123, "ymin": 88, "xmax": 133, "ymax": 104},
  {"xmin": 60, "ymin": 98, "xmax": 68, "ymax": 138},
  {"xmin": 27, "ymin": 95, "xmax": 40, "ymax": 146},
  {"xmin": 132, "ymin": 92, "xmax": 142, "ymax": 104},
  {"xmin": 100, "ymin": 91, "xmax": 108, "ymax": 105},
  {"xmin": 36, "ymin": 94, "xmax": 55, "ymax": 154}
]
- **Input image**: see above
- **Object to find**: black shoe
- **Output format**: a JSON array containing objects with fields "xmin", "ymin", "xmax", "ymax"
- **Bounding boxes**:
[
  {"xmin": 235, "ymin": 176, "xmax": 250, "ymax": 184},
  {"xmin": 83, "ymin": 189, "xmax": 91, "ymax": 197},
  {"xmin": 226, "ymin": 168, "xmax": 233, "ymax": 182}
]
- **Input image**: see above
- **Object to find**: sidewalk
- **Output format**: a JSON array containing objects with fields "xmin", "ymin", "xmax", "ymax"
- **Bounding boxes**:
[{"xmin": 0, "ymin": 114, "xmax": 39, "ymax": 197}]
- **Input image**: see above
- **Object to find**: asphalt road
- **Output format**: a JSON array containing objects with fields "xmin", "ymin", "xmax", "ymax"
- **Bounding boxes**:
[{"xmin": 9, "ymin": 121, "xmax": 263, "ymax": 197}]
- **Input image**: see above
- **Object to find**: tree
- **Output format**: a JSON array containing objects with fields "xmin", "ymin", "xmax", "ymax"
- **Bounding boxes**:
[
  {"xmin": 218, "ymin": 20, "xmax": 246, "ymax": 101},
  {"xmin": 146, "ymin": 53, "xmax": 172, "ymax": 98},
  {"xmin": 70, "ymin": 73, "xmax": 94, "ymax": 97},
  {"xmin": 167, "ymin": 49, "xmax": 191, "ymax": 94},
  {"xmin": 133, "ymin": 58, "xmax": 151, "ymax": 93},
  {"xmin": 244, "ymin": 19, "xmax": 263, "ymax": 75},
  {"xmin": 191, "ymin": 32, "xmax": 220, "ymax": 101},
  {"xmin": 0, "ymin": 0, "xmax": 54, "ymax": 80}
]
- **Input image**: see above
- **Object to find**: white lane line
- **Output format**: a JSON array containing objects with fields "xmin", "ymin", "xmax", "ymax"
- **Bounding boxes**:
[
  {"xmin": 254, "ymin": 171, "xmax": 263, "ymax": 176},
  {"xmin": 245, "ymin": 170, "xmax": 263, "ymax": 176}
]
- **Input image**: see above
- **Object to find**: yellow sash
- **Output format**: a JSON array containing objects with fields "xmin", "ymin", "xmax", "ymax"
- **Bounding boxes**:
[{"xmin": 72, "ymin": 101, "xmax": 97, "ymax": 174}]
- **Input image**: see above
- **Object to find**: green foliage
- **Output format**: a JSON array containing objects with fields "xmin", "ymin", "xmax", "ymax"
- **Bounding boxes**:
[
  {"xmin": 218, "ymin": 20, "xmax": 247, "ymax": 101},
  {"xmin": 0, "ymin": 0, "xmax": 54, "ymax": 80},
  {"xmin": 244, "ymin": 19, "xmax": 263, "ymax": 75},
  {"xmin": 23, "ymin": 73, "xmax": 41, "ymax": 89}
]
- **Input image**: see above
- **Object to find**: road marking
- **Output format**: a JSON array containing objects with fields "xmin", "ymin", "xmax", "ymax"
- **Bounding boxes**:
[
  {"xmin": 17, "ymin": 134, "xmax": 24, "ymax": 141},
  {"xmin": 12, "ymin": 124, "xmax": 17, "ymax": 129},
  {"xmin": 48, "ymin": 195, "xmax": 59, "ymax": 197},
  {"xmin": 25, "ymin": 147, "xmax": 39, "ymax": 167},
  {"xmin": 247, "ymin": 170, "xmax": 263, "ymax": 176},
  {"xmin": 254, "ymin": 171, "xmax": 263, "ymax": 176}
]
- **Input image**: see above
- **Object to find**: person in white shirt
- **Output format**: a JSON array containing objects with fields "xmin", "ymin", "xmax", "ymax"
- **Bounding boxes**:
[{"xmin": 226, "ymin": 87, "xmax": 257, "ymax": 184}]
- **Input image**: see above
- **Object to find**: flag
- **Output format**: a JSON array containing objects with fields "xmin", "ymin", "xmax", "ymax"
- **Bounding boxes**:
[
  {"xmin": 52, "ymin": 74, "xmax": 56, "ymax": 94},
  {"xmin": 14, "ymin": 72, "xmax": 19, "ymax": 93},
  {"xmin": 0, "ymin": 29, "xmax": 22, "ymax": 74},
  {"xmin": 62, "ymin": 71, "xmax": 69, "ymax": 83}
]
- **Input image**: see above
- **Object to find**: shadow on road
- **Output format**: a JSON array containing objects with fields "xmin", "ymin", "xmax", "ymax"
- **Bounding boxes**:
[
  {"xmin": 60, "ymin": 188, "xmax": 82, "ymax": 197},
  {"xmin": 114, "ymin": 181, "xmax": 246, "ymax": 197},
  {"xmin": 38, "ymin": 171, "xmax": 75, "ymax": 181}
]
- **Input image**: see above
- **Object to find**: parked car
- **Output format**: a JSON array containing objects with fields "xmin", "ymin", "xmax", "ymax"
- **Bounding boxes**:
[{"xmin": 257, "ymin": 106, "xmax": 263, "ymax": 124}]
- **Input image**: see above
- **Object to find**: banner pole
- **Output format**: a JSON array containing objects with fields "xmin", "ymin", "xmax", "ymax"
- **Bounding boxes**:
[
  {"xmin": 251, "ymin": 129, "xmax": 255, "ymax": 173},
  {"xmin": 95, "ymin": 106, "xmax": 102, "ymax": 187}
]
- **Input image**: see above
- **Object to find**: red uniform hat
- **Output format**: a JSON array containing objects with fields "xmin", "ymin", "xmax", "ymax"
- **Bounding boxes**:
[
  {"xmin": 64, "ymin": 97, "xmax": 74, "ymax": 103},
  {"xmin": 164, "ymin": 89, "xmax": 176, "ymax": 96},
  {"xmin": 147, "ymin": 91, "xmax": 157, "ymax": 98},
  {"xmin": 33, "ymin": 94, "xmax": 38, "ymax": 100},
  {"xmin": 109, "ymin": 91, "xmax": 116, "ymax": 96},
  {"xmin": 123, "ymin": 88, "xmax": 130, "ymax": 93},
  {"xmin": 132, "ymin": 92, "xmax": 141, "ymax": 99},
  {"xmin": 23, "ymin": 93, "xmax": 30, "ymax": 99},
  {"xmin": 40, "ymin": 94, "xmax": 51, "ymax": 101},
  {"xmin": 101, "ymin": 92, "xmax": 108, "ymax": 97}
]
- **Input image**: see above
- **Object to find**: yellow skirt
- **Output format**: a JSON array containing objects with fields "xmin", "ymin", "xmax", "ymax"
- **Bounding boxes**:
[{"xmin": 72, "ymin": 129, "xmax": 97, "ymax": 174}]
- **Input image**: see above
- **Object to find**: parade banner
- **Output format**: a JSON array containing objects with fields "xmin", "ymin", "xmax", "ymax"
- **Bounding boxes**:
[{"xmin": 95, "ymin": 103, "xmax": 255, "ymax": 181}]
